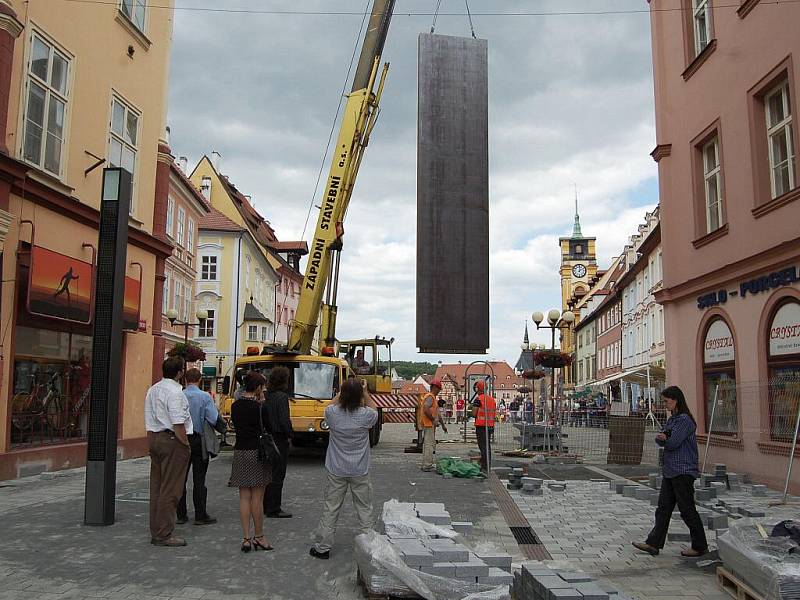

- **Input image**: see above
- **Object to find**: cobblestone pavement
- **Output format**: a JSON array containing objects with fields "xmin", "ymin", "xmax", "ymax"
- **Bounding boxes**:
[
  {"xmin": 0, "ymin": 426, "xmax": 507, "ymax": 600},
  {"xmin": 505, "ymin": 472, "xmax": 800, "ymax": 600}
]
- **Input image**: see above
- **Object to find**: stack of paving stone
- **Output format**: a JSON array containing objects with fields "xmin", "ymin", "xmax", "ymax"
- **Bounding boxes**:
[
  {"xmin": 380, "ymin": 502, "xmax": 514, "ymax": 587},
  {"xmin": 514, "ymin": 423, "xmax": 566, "ymax": 452},
  {"xmin": 507, "ymin": 468, "xmax": 525, "ymax": 490},
  {"xmin": 513, "ymin": 563, "xmax": 630, "ymax": 600},
  {"xmin": 522, "ymin": 477, "xmax": 543, "ymax": 496}
]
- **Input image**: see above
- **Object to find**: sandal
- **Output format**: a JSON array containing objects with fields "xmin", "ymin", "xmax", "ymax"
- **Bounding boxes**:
[
  {"xmin": 252, "ymin": 535, "xmax": 274, "ymax": 551},
  {"xmin": 241, "ymin": 537, "xmax": 252, "ymax": 553}
]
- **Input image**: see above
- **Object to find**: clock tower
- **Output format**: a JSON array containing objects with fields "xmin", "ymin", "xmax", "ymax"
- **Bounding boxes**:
[{"xmin": 558, "ymin": 196, "xmax": 597, "ymax": 387}]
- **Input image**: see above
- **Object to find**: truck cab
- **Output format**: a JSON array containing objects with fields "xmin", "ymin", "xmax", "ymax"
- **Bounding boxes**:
[{"xmin": 339, "ymin": 337, "xmax": 394, "ymax": 394}]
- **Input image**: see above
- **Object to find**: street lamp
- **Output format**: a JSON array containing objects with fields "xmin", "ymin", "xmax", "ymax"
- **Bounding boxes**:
[
  {"xmin": 532, "ymin": 309, "xmax": 575, "ymax": 424},
  {"xmin": 167, "ymin": 308, "xmax": 208, "ymax": 344}
]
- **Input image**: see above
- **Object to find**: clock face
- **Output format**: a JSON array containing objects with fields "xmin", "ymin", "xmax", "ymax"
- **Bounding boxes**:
[{"xmin": 572, "ymin": 264, "xmax": 587, "ymax": 278}]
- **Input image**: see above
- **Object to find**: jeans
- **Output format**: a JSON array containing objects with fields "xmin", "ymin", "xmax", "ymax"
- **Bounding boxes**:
[
  {"xmin": 475, "ymin": 425, "xmax": 493, "ymax": 471},
  {"xmin": 149, "ymin": 431, "xmax": 190, "ymax": 541},
  {"xmin": 313, "ymin": 471, "xmax": 373, "ymax": 553},
  {"xmin": 177, "ymin": 434, "xmax": 210, "ymax": 520},
  {"xmin": 421, "ymin": 427, "xmax": 436, "ymax": 469},
  {"xmin": 264, "ymin": 433, "xmax": 290, "ymax": 514},
  {"xmin": 646, "ymin": 474, "xmax": 708, "ymax": 552}
]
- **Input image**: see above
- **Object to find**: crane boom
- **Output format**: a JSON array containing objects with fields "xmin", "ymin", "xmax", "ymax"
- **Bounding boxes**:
[{"xmin": 288, "ymin": 0, "xmax": 395, "ymax": 354}]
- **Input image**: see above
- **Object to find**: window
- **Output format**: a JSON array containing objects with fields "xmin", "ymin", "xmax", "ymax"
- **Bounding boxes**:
[
  {"xmin": 183, "ymin": 281, "xmax": 190, "ymax": 321},
  {"xmin": 703, "ymin": 318, "xmax": 738, "ymax": 434},
  {"xmin": 767, "ymin": 300, "xmax": 800, "ymax": 442},
  {"xmin": 120, "ymin": 0, "xmax": 146, "ymax": 32},
  {"xmin": 176, "ymin": 207, "xmax": 185, "ymax": 246},
  {"xmin": 692, "ymin": 0, "xmax": 712, "ymax": 56},
  {"xmin": 162, "ymin": 276, "xmax": 169, "ymax": 313},
  {"xmin": 108, "ymin": 96, "xmax": 139, "ymax": 214},
  {"xmin": 247, "ymin": 325, "xmax": 258, "ymax": 341},
  {"xmin": 187, "ymin": 218, "xmax": 195, "ymax": 254},
  {"xmin": 201, "ymin": 255, "xmax": 218, "ymax": 281},
  {"xmin": 174, "ymin": 280, "xmax": 182, "ymax": 320},
  {"xmin": 23, "ymin": 33, "xmax": 70, "ymax": 177},
  {"xmin": 199, "ymin": 309, "xmax": 215, "ymax": 338},
  {"xmin": 261, "ymin": 326, "xmax": 269, "ymax": 342},
  {"xmin": 166, "ymin": 197, "xmax": 174, "ymax": 237},
  {"xmin": 765, "ymin": 81, "xmax": 796, "ymax": 199}
]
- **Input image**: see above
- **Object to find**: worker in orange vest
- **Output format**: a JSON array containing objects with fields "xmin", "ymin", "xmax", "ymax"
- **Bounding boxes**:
[
  {"xmin": 470, "ymin": 380, "xmax": 497, "ymax": 473},
  {"xmin": 419, "ymin": 378, "xmax": 446, "ymax": 471}
]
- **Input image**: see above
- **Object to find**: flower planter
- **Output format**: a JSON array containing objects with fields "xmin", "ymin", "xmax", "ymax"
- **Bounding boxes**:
[{"xmin": 533, "ymin": 350, "xmax": 573, "ymax": 369}]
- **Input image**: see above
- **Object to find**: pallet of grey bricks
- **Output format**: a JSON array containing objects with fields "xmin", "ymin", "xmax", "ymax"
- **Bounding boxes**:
[
  {"xmin": 493, "ymin": 467, "xmax": 565, "ymax": 495},
  {"xmin": 385, "ymin": 502, "xmax": 513, "ymax": 585},
  {"xmin": 513, "ymin": 563, "xmax": 630, "ymax": 600}
]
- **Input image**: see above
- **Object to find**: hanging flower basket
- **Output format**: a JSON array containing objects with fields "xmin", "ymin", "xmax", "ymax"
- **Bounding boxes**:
[
  {"xmin": 533, "ymin": 350, "xmax": 573, "ymax": 369},
  {"xmin": 168, "ymin": 342, "xmax": 206, "ymax": 364},
  {"xmin": 521, "ymin": 368, "xmax": 546, "ymax": 381}
]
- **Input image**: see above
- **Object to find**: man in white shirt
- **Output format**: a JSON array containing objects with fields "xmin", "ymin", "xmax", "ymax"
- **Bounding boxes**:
[{"xmin": 145, "ymin": 357, "xmax": 192, "ymax": 547}]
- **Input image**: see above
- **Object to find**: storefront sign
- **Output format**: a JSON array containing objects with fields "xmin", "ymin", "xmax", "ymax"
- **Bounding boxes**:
[
  {"xmin": 697, "ymin": 265, "xmax": 799, "ymax": 309},
  {"xmin": 137, "ymin": 319, "xmax": 147, "ymax": 333},
  {"xmin": 704, "ymin": 320, "xmax": 735, "ymax": 364},
  {"xmin": 28, "ymin": 245, "xmax": 141, "ymax": 329},
  {"xmin": 770, "ymin": 302, "xmax": 800, "ymax": 357}
]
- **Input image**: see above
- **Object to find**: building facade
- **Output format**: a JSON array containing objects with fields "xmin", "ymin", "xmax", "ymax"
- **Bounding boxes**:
[
  {"xmin": 595, "ymin": 293, "xmax": 624, "ymax": 404},
  {"xmin": 650, "ymin": 0, "xmax": 800, "ymax": 489},
  {"xmin": 0, "ymin": 0, "xmax": 175, "ymax": 479},
  {"xmin": 161, "ymin": 159, "xmax": 209, "ymax": 352}
]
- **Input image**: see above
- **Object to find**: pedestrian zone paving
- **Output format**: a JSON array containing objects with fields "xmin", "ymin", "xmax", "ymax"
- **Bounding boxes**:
[{"xmin": 503, "ymin": 474, "xmax": 800, "ymax": 600}]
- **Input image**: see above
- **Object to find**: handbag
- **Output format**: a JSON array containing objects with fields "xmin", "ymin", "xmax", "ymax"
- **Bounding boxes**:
[{"xmin": 257, "ymin": 404, "xmax": 281, "ymax": 465}]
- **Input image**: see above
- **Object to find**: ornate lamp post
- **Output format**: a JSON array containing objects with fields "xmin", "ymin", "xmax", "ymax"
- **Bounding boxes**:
[
  {"xmin": 166, "ymin": 308, "xmax": 208, "ymax": 345},
  {"xmin": 532, "ymin": 309, "xmax": 575, "ymax": 423}
]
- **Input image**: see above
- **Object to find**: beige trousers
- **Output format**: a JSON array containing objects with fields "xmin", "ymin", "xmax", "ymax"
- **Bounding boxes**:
[
  {"xmin": 148, "ymin": 431, "xmax": 190, "ymax": 541},
  {"xmin": 421, "ymin": 426, "xmax": 436, "ymax": 469},
  {"xmin": 313, "ymin": 471, "xmax": 374, "ymax": 553}
]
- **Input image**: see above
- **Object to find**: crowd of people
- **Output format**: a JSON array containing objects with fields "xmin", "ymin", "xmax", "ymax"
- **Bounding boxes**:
[
  {"xmin": 143, "ymin": 356, "xmax": 380, "ymax": 556},
  {"xmin": 144, "ymin": 357, "xmax": 708, "ymax": 559}
]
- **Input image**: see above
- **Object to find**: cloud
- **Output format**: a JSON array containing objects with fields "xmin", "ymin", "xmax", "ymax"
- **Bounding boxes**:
[{"xmin": 168, "ymin": 0, "xmax": 658, "ymax": 367}]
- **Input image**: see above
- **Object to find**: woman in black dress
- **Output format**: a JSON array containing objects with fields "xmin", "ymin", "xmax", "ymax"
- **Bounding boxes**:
[{"xmin": 229, "ymin": 371, "xmax": 273, "ymax": 552}]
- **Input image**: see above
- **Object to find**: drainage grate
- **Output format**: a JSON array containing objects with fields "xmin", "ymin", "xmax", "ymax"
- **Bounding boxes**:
[{"xmin": 510, "ymin": 526, "xmax": 540, "ymax": 545}]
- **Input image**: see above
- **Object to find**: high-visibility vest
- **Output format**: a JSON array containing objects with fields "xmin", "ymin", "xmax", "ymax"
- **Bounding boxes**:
[
  {"xmin": 475, "ymin": 394, "xmax": 497, "ymax": 427},
  {"xmin": 418, "ymin": 393, "xmax": 435, "ymax": 428}
]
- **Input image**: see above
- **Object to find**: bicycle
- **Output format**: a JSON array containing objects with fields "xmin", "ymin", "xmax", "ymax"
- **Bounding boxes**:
[{"xmin": 10, "ymin": 372, "xmax": 64, "ymax": 435}]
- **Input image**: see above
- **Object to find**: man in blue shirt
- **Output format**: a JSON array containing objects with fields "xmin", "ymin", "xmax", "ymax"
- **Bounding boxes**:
[{"xmin": 177, "ymin": 368, "xmax": 220, "ymax": 525}]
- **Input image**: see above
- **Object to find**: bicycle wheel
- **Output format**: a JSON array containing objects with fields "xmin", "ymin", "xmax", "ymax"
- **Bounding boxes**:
[
  {"xmin": 11, "ymin": 393, "xmax": 35, "ymax": 431},
  {"xmin": 45, "ymin": 394, "xmax": 64, "ymax": 432}
]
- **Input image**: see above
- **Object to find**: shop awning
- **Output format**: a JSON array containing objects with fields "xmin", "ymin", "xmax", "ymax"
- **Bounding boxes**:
[{"xmin": 589, "ymin": 365, "xmax": 666, "ymax": 388}]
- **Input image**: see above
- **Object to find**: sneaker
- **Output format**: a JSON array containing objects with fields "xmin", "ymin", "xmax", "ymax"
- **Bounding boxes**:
[
  {"xmin": 194, "ymin": 516, "xmax": 218, "ymax": 525},
  {"xmin": 632, "ymin": 541, "xmax": 659, "ymax": 556},
  {"xmin": 309, "ymin": 547, "xmax": 330, "ymax": 560}
]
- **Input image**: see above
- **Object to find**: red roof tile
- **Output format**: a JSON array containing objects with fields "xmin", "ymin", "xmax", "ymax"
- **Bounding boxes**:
[
  {"xmin": 433, "ymin": 362, "xmax": 526, "ymax": 390},
  {"xmin": 198, "ymin": 207, "xmax": 246, "ymax": 232}
]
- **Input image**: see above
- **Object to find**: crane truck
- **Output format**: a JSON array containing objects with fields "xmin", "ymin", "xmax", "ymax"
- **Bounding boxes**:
[{"xmin": 221, "ymin": 0, "xmax": 414, "ymax": 447}]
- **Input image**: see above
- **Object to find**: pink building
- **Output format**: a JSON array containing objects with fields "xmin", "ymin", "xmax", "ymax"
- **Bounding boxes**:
[{"xmin": 650, "ymin": 0, "xmax": 800, "ymax": 489}]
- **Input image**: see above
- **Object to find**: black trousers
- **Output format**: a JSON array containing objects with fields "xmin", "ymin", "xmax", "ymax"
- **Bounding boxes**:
[
  {"xmin": 177, "ymin": 434, "xmax": 210, "ymax": 520},
  {"xmin": 646, "ymin": 474, "xmax": 708, "ymax": 552},
  {"xmin": 475, "ymin": 426, "xmax": 493, "ymax": 471},
  {"xmin": 264, "ymin": 433, "xmax": 290, "ymax": 514}
]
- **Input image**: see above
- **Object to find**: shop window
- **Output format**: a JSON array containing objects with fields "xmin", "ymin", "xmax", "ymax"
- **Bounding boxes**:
[
  {"xmin": 766, "ymin": 300, "xmax": 800, "ymax": 442},
  {"xmin": 702, "ymin": 318, "xmax": 738, "ymax": 435},
  {"xmin": 10, "ymin": 327, "xmax": 92, "ymax": 447}
]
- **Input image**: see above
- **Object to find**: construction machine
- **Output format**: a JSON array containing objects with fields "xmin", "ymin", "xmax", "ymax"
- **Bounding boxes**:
[{"xmin": 222, "ymin": 0, "xmax": 415, "ymax": 447}]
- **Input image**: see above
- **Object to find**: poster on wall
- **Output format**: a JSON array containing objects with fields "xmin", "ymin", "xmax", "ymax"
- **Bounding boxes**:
[
  {"xmin": 28, "ymin": 246, "xmax": 94, "ymax": 324},
  {"xmin": 704, "ymin": 319, "xmax": 735, "ymax": 364},
  {"xmin": 770, "ymin": 302, "xmax": 800, "ymax": 357},
  {"xmin": 123, "ymin": 277, "xmax": 141, "ymax": 331}
]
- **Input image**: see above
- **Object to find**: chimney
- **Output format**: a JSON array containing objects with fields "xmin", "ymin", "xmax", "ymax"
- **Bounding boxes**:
[
  {"xmin": 211, "ymin": 150, "xmax": 222, "ymax": 171},
  {"xmin": 200, "ymin": 176, "xmax": 212, "ymax": 202},
  {"xmin": 178, "ymin": 156, "xmax": 188, "ymax": 173},
  {"xmin": 165, "ymin": 126, "xmax": 171, "ymax": 144}
]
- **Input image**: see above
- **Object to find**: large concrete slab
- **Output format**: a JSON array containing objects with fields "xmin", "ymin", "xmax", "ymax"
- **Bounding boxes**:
[{"xmin": 416, "ymin": 33, "xmax": 489, "ymax": 354}]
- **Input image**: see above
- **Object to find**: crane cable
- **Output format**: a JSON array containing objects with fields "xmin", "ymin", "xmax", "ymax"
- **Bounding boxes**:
[
  {"xmin": 465, "ymin": 0, "xmax": 477, "ymax": 39},
  {"xmin": 430, "ymin": 0, "xmax": 443, "ymax": 33}
]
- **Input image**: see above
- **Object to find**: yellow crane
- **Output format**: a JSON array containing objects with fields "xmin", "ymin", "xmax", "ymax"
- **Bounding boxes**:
[{"xmin": 224, "ymin": 0, "xmax": 399, "ymax": 447}]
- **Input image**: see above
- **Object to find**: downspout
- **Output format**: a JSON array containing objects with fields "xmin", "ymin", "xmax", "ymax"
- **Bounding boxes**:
[{"xmin": 232, "ymin": 232, "xmax": 243, "ymax": 366}]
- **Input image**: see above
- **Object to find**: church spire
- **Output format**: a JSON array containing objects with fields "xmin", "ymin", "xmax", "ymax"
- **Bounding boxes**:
[
  {"xmin": 523, "ymin": 321, "xmax": 530, "ymax": 346},
  {"xmin": 572, "ymin": 185, "xmax": 583, "ymax": 238}
]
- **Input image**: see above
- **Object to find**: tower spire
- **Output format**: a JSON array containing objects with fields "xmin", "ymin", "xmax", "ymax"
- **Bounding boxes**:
[
  {"xmin": 572, "ymin": 185, "xmax": 583, "ymax": 238},
  {"xmin": 523, "ymin": 321, "xmax": 530, "ymax": 346}
]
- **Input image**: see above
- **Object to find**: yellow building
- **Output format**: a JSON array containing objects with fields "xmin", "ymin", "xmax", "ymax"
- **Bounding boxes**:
[
  {"xmin": 0, "ymin": 0, "xmax": 175, "ymax": 479},
  {"xmin": 189, "ymin": 155, "xmax": 307, "ymax": 379},
  {"xmin": 559, "ymin": 203, "xmax": 597, "ymax": 388}
]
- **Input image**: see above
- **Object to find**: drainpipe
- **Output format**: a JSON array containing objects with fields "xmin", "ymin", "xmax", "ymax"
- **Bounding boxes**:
[{"xmin": 231, "ymin": 232, "xmax": 244, "ymax": 368}]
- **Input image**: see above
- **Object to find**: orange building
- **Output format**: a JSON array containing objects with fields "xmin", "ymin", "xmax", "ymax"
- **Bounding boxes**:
[{"xmin": 0, "ymin": 0, "xmax": 175, "ymax": 479}]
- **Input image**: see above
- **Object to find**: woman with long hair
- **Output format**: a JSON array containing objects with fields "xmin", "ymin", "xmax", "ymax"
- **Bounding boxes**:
[
  {"xmin": 229, "ymin": 371, "xmax": 273, "ymax": 553},
  {"xmin": 263, "ymin": 366, "xmax": 293, "ymax": 518},
  {"xmin": 633, "ymin": 385, "xmax": 708, "ymax": 557}
]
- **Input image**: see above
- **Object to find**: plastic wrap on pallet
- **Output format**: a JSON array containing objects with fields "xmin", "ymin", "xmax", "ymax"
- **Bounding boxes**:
[
  {"xmin": 355, "ymin": 532, "xmax": 510, "ymax": 600},
  {"xmin": 382, "ymin": 499, "xmax": 458, "ymax": 540},
  {"xmin": 718, "ymin": 522, "xmax": 800, "ymax": 600}
]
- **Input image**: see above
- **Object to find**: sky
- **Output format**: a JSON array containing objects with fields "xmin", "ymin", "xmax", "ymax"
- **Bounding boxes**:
[{"xmin": 167, "ymin": 0, "xmax": 659, "ymax": 368}]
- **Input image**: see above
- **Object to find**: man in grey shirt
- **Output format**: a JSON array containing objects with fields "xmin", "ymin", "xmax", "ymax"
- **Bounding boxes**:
[{"xmin": 310, "ymin": 378, "xmax": 378, "ymax": 559}]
